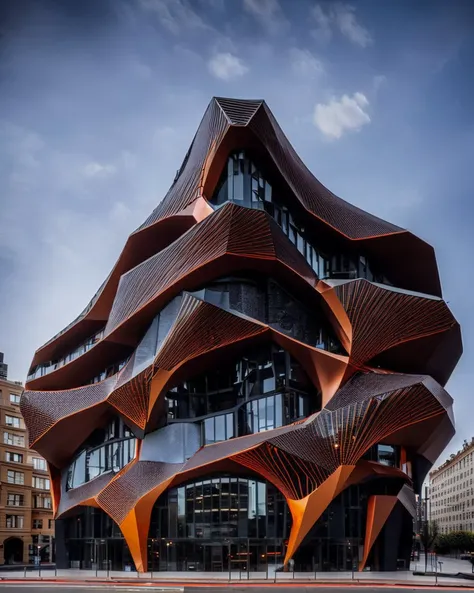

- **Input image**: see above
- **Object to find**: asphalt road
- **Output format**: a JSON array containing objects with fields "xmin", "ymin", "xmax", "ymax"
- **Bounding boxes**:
[{"xmin": 0, "ymin": 588, "xmax": 473, "ymax": 593}]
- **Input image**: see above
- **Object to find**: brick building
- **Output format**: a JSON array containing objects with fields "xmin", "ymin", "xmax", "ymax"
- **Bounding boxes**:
[{"xmin": 0, "ymin": 359, "xmax": 54, "ymax": 564}]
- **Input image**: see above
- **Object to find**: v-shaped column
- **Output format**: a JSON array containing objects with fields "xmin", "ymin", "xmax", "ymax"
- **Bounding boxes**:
[
  {"xmin": 359, "ymin": 494, "xmax": 398, "ymax": 571},
  {"xmin": 284, "ymin": 465, "xmax": 355, "ymax": 566}
]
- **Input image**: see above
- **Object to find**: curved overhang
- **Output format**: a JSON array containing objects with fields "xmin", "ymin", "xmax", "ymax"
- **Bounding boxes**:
[
  {"xmin": 30, "ymin": 203, "xmax": 212, "ymax": 370},
  {"xmin": 26, "ymin": 204, "xmax": 321, "ymax": 391},
  {"xmin": 31, "ymin": 97, "xmax": 445, "ymax": 377}
]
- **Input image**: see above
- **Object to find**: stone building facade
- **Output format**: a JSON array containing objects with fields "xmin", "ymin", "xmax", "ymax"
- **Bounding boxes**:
[
  {"xmin": 0, "ymin": 372, "xmax": 54, "ymax": 564},
  {"xmin": 430, "ymin": 439, "xmax": 474, "ymax": 533}
]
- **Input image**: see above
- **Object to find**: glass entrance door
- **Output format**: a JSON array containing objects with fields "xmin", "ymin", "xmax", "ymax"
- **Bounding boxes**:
[
  {"xmin": 203, "ymin": 543, "xmax": 224, "ymax": 571},
  {"xmin": 327, "ymin": 542, "xmax": 356, "ymax": 571}
]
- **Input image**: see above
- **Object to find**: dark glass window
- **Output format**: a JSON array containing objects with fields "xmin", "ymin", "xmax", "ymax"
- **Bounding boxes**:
[
  {"xmin": 149, "ymin": 476, "xmax": 290, "ymax": 541},
  {"xmin": 213, "ymin": 152, "xmax": 272, "ymax": 208},
  {"xmin": 377, "ymin": 444, "xmax": 398, "ymax": 467},
  {"xmin": 66, "ymin": 417, "xmax": 136, "ymax": 490},
  {"xmin": 203, "ymin": 413, "xmax": 234, "ymax": 444},
  {"xmin": 166, "ymin": 344, "xmax": 317, "ymax": 445},
  {"xmin": 210, "ymin": 150, "xmax": 392, "ymax": 286},
  {"xmin": 362, "ymin": 443, "xmax": 400, "ymax": 468},
  {"xmin": 192, "ymin": 277, "xmax": 343, "ymax": 354}
]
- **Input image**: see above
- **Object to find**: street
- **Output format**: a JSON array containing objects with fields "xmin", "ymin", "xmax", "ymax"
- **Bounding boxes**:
[{"xmin": 0, "ymin": 583, "xmax": 472, "ymax": 593}]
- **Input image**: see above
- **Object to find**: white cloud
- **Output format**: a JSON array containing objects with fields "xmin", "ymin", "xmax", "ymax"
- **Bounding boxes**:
[
  {"xmin": 313, "ymin": 92, "xmax": 371, "ymax": 139},
  {"xmin": 208, "ymin": 52, "xmax": 248, "ymax": 81},
  {"xmin": 310, "ymin": 4, "xmax": 333, "ymax": 44},
  {"xmin": 138, "ymin": 0, "xmax": 209, "ymax": 34},
  {"xmin": 289, "ymin": 48, "xmax": 324, "ymax": 78},
  {"xmin": 83, "ymin": 162, "xmax": 117, "ymax": 178},
  {"xmin": 311, "ymin": 3, "xmax": 372, "ymax": 47},
  {"xmin": 333, "ymin": 3, "xmax": 372, "ymax": 47},
  {"xmin": 243, "ymin": 0, "xmax": 289, "ymax": 34}
]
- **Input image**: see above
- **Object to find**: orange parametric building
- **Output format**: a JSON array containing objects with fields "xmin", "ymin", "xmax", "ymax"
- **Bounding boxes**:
[{"xmin": 21, "ymin": 98, "xmax": 462, "ymax": 573}]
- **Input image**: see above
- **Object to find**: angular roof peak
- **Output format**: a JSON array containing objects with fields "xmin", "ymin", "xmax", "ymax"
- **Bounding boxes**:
[{"xmin": 214, "ymin": 96, "xmax": 264, "ymax": 125}]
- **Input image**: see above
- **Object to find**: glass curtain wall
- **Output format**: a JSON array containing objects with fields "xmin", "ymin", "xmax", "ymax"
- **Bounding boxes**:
[
  {"xmin": 211, "ymin": 151, "xmax": 390, "ymax": 284},
  {"xmin": 192, "ymin": 276, "xmax": 343, "ymax": 353},
  {"xmin": 66, "ymin": 418, "xmax": 136, "ymax": 490},
  {"xmin": 166, "ymin": 344, "xmax": 319, "ymax": 446},
  {"xmin": 64, "ymin": 507, "xmax": 135, "ymax": 571},
  {"xmin": 61, "ymin": 478, "xmax": 406, "ymax": 572},
  {"xmin": 148, "ymin": 476, "xmax": 290, "ymax": 572}
]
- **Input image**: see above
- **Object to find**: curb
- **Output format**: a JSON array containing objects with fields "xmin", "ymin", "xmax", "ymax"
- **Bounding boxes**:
[{"xmin": 1, "ymin": 578, "xmax": 474, "ymax": 589}]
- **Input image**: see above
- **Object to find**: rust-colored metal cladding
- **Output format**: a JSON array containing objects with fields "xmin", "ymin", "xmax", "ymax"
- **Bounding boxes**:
[
  {"xmin": 146, "ymin": 292, "xmax": 349, "ymax": 428},
  {"xmin": 21, "ymin": 97, "xmax": 461, "ymax": 574},
  {"xmin": 284, "ymin": 466, "xmax": 356, "ymax": 565},
  {"xmin": 324, "ymin": 279, "xmax": 460, "ymax": 384},
  {"xmin": 359, "ymin": 495, "xmax": 398, "ymax": 570},
  {"xmin": 31, "ymin": 202, "xmax": 212, "ymax": 370}
]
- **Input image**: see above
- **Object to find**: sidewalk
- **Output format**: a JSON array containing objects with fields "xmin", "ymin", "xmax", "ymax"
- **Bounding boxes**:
[
  {"xmin": 2, "ymin": 568, "xmax": 474, "ymax": 588},
  {"xmin": 1, "ymin": 556, "xmax": 473, "ymax": 588}
]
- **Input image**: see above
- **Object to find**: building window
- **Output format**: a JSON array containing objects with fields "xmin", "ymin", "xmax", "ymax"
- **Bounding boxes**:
[
  {"xmin": 7, "ymin": 493, "xmax": 24, "ymax": 507},
  {"xmin": 378, "ymin": 444, "xmax": 398, "ymax": 467},
  {"xmin": 7, "ymin": 470, "xmax": 24, "ymax": 485},
  {"xmin": 210, "ymin": 151, "xmax": 390, "ymax": 285},
  {"xmin": 48, "ymin": 519, "xmax": 54, "ymax": 529},
  {"xmin": 151, "ymin": 475, "xmax": 289, "ymax": 540},
  {"xmin": 32, "ymin": 519, "xmax": 43, "ymax": 529},
  {"xmin": 67, "ymin": 435, "xmax": 136, "ymax": 490},
  {"xmin": 203, "ymin": 413, "xmax": 234, "ymax": 445},
  {"xmin": 5, "ymin": 415, "xmax": 21, "ymax": 428},
  {"xmin": 6, "ymin": 451, "xmax": 23, "ymax": 463},
  {"xmin": 190, "ymin": 277, "xmax": 342, "ymax": 354},
  {"xmin": 3, "ymin": 431, "xmax": 24, "ymax": 447},
  {"xmin": 9, "ymin": 393, "xmax": 21, "ymax": 404},
  {"xmin": 33, "ymin": 495, "xmax": 52, "ymax": 509},
  {"xmin": 6, "ymin": 515, "xmax": 24, "ymax": 528},
  {"xmin": 32, "ymin": 457, "xmax": 47, "ymax": 471},
  {"xmin": 167, "ymin": 345, "xmax": 316, "ymax": 424},
  {"xmin": 32, "ymin": 477, "xmax": 50, "ymax": 490}
]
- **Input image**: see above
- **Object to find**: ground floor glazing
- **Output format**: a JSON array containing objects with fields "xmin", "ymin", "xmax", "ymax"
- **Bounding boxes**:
[
  {"xmin": 57, "ymin": 475, "xmax": 412, "ymax": 572},
  {"xmin": 63, "ymin": 536, "xmax": 364, "ymax": 573}
]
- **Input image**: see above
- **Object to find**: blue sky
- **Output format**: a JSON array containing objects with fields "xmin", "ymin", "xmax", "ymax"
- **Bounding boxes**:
[{"xmin": 1, "ymin": 0, "xmax": 473, "ymax": 464}]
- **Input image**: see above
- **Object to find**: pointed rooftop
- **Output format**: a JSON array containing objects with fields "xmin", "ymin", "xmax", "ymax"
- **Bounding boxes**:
[{"xmin": 214, "ymin": 96, "xmax": 264, "ymax": 125}]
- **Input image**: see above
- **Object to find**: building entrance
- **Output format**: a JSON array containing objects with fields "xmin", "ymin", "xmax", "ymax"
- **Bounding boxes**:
[
  {"xmin": 296, "ymin": 539, "xmax": 359, "ymax": 572},
  {"xmin": 147, "ymin": 538, "xmax": 286, "ymax": 573},
  {"xmin": 4, "ymin": 537, "xmax": 23, "ymax": 564}
]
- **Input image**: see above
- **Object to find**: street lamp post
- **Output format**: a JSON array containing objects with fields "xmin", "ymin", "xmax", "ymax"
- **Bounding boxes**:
[
  {"xmin": 423, "ymin": 486, "xmax": 432, "ymax": 569},
  {"xmin": 347, "ymin": 540, "xmax": 354, "ymax": 580},
  {"xmin": 150, "ymin": 539, "xmax": 155, "ymax": 579},
  {"xmin": 37, "ymin": 542, "xmax": 41, "ymax": 578}
]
